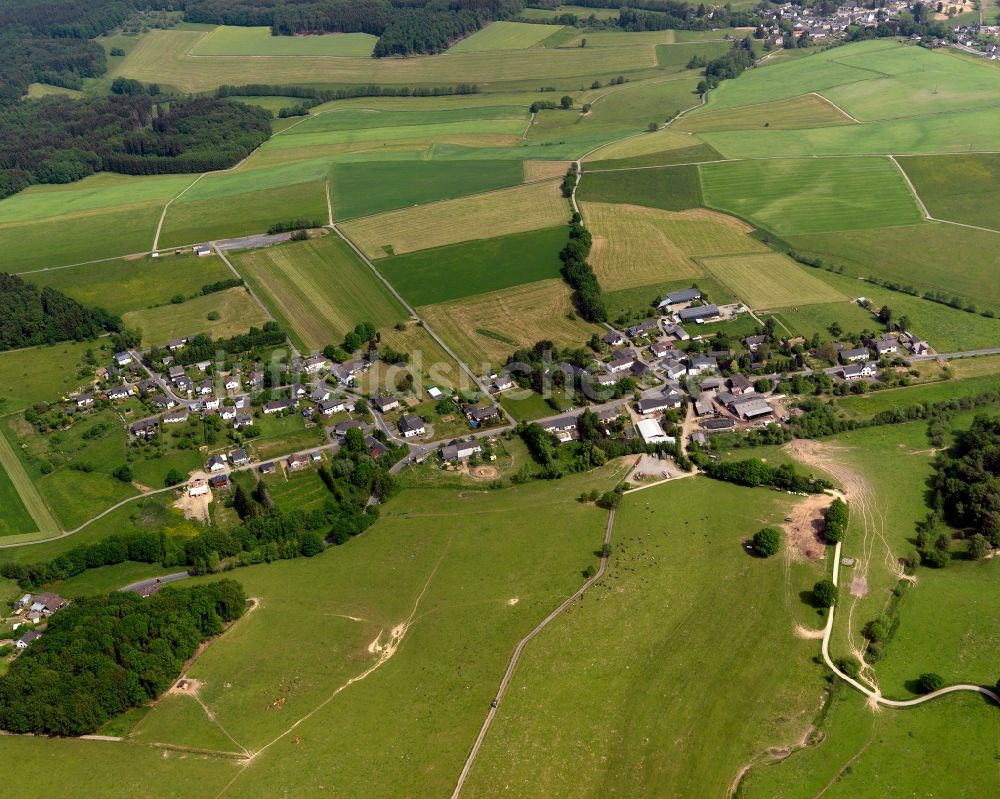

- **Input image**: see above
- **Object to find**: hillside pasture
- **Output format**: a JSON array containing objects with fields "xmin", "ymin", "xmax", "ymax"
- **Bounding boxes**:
[
  {"xmin": 331, "ymin": 159, "xmax": 524, "ymax": 220},
  {"xmin": 0, "ymin": 460, "xmax": 37, "ymax": 537},
  {"xmin": 786, "ymin": 222, "xmax": 1000, "ymax": 314},
  {"xmin": 377, "ymin": 226, "xmax": 567, "ymax": 306},
  {"xmin": 673, "ymin": 93, "xmax": 855, "ymax": 132},
  {"xmin": 578, "ymin": 163, "xmax": 702, "ymax": 211},
  {"xmin": 897, "ymin": 153, "xmax": 1000, "ymax": 230},
  {"xmin": 339, "ymin": 180, "xmax": 569, "ymax": 258},
  {"xmin": 582, "ymin": 202, "xmax": 766, "ymax": 291},
  {"xmin": 118, "ymin": 28, "xmax": 658, "ymax": 92},
  {"xmin": 447, "ymin": 21, "xmax": 561, "ymax": 52},
  {"xmin": 583, "ymin": 127, "xmax": 697, "ymax": 162},
  {"xmin": 417, "ymin": 279, "xmax": 601, "ymax": 369},
  {"xmin": 375, "ymin": 321, "xmax": 467, "ymax": 392},
  {"xmin": 0, "ymin": 340, "xmax": 98, "ymax": 413},
  {"xmin": 190, "ymin": 26, "xmax": 377, "ymax": 56},
  {"xmin": 700, "ymin": 253, "xmax": 848, "ymax": 309},
  {"xmin": 585, "ymin": 141, "xmax": 721, "ymax": 172},
  {"xmin": 1, "ymin": 205, "xmax": 161, "ymax": 271},
  {"xmin": 123, "ymin": 287, "xmax": 269, "ymax": 347},
  {"xmin": 464, "ymin": 477, "xmax": 826, "ymax": 797},
  {"xmin": 24, "ymin": 254, "xmax": 234, "ymax": 316},
  {"xmin": 699, "ymin": 157, "xmax": 923, "ymax": 235},
  {"xmin": 230, "ymin": 236, "xmax": 406, "ymax": 353}
]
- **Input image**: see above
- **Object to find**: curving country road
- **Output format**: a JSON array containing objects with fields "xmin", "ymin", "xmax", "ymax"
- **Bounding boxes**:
[
  {"xmin": 821, "ymin": 540, "xmax": 1000, "ymax": 708},
  {"xmin": 450, "ymin": 507, "xmax": 617, "ymax": 798}
]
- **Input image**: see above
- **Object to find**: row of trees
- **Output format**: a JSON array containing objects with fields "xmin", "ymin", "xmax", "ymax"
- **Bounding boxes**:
[
  {"xmin": 146, "ymin": 322, "xmax": 287, "ymax": 366},
  {"xmin": 0, "ymin": 580, "xmax": 246, "ymax": 736},
  {"xmin": 0, "ymin": 273, "xmax": 121, "ymax": 351},
  {"xmin": 560, "ymin": 212, "xmax": 606, "ymax": 323},
  {"xmin": 703, "ymin": 458, "xmax": 831, "ymax": 494},
  {"xmin": 0, "ymin": 95, "xmax": 271, "ymax": 199}
]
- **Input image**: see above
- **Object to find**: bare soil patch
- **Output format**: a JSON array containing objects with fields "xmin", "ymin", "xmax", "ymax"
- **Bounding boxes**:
[{"xmin": 783, "ymin": 493, "xmax": 832, "ymax": 560}]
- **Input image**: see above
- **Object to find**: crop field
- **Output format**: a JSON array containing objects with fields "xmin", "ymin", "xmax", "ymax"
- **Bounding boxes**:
[
  {"xmin": 159, "ymin": 182, "xmax": 328, "ymax": 247},
  {"xmin": 464, "ymin": 477, "xmax": 826, "ymax": 797},
  {"xmin": 741, "ymin": 689, "xmax": 1000, "ymax": 798},
  {"xmin": 674, "ymin": 93, "xmax": 855, "ymax": 132},
  {"xmin": 190, "ymin": 26, "xmax": 377, "ymax": 56},
  {"xmin": 375, "ymin": 322, "xmax": 466, "ymax": 392},
  {"xmin": 0, "ymin": 462, "xmax": 34, "ymax": 537},
  {"xmin": 230, "ymin": 236, "xmax": 406, "ymax": 353},
  {"xmin": 561, "ymin": 29, "xmax": 677, "ymax": 48},
  {"xmin": 700, "ymin": 253, "xmax": 848, "ymax": 309},
  {"xmin": 340, "ymin": 179, "xmax": 568, "ymax": 258},
  {"xmin": 586, "ymin": 140, "xmax": 721, "ymax": 172},
  {"xmin": 578, "ymin": 163, "xmax": 702, "ymax": 211},
  {"xmin": 123, "ymin": 287, "xmax": 270, "ymax": 347},
  {"xmin": 582, "ymin": 202, "xmax": 765, "ymax": 291},
  {"xmin": 1, "ymin": 205, "xmax": 162, "ymax": 271},
  {"xmin": 897, "ymin": 153, "xmax": 1000, "ymax": 230},
  {"xmin": 447, "ymin": 21, "xmax": 561, "ymax": 52},
  {"xmin": 786, "ymin": 222, "xmax": 1000, "ymax": 313},
  {"xmin": 522, "ymin": 160, "xmax": 572, "ymax": 181},
  {"xmin": 331, "ymin": 158, "xmax": 524, "ymax": 220},
  {"xmin": 699, "ymin": 157, "xmax": 923, "ymax": 235},
  {"xmin": 584, "ymin": 127, "xmax": 697, "ymax": 162},
  {"xmin": 417, "ymin": 279, "xmax": 601, "ymax": 369},
  {"xmin": 24, "ymin": 254, "xmax": 234, "ymax": 316},
  {"xmin": 377, "ymin": 226, "xmax": 567, "ymax": 306},
  {"xmin": 118, "ymin": 29, "xmax": 658, "ymax": 92}
]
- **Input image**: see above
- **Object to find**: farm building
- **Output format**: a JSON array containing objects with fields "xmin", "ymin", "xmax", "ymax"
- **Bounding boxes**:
[
  {"xmin": 658, "ymin": 287, "xmax": 702, "ymax": 308},
  {"xmin": 728, "ymin": 374, "xmax": 753, "ymax": 395},
  {"xmin": 678, "ymin": 304, "xmax": 720, "ymax": 323},
  {"xmin": 442, "ymin": 441, "xmax": 483, "ymax": 461},
  {"xmin": 636, "ymin": 418, "xmax": 675, "ymax": 445},
  {"xmin": 729, "ymin": 397, "xmax": 773, "ymax": 421}
]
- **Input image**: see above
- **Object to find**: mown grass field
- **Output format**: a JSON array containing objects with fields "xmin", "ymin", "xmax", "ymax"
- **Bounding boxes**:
[
  {"xmin": 447, "ymin": 20, "xmax": 561, "ymax": 52},
  {"xmin": 418, "ymin": 279, "xmax": 602, "ymax": 370},
  {"xmin": 582, "ymin": 202, "xmax": 765, "ymax": 291},
  {"xmin": 584, "ymin": 126, "xmax": 698, "ymax": 160},
  {"xmin": 340, "ymin": 179, "xmax": 569, "ymax": 258},
  {"xmin": 24, "ymin": 253, "xmax": 234, "ymax": 316},
  {"xmin": 700, "ymin": 252, "xmax": 848, "ymax": 309},
  {"xmin": 123, "ymin": 287, "xmax": 270, "ymax": 347},
  {"xmin": 331, "ymin": 158, "xmax": 524, "ymax": 220},
  {"xmin": 112, "ymin": 466, "xmax": 626, "ymax": 796},
  {"xmin": 897, "ymin": 153, "xmax": 1000, "ymax": 230},
  {"xmin": 190, "ymin": 26, "xmax": 377, "ymax": 56},
  {"xmin": 230, "ymin": 236, "xmax": 406, "ymax": 353},
  {"xmin": 786, "ymin": 222, "xmax": 1000, "ymax": 314},
  {"xmin": 578, "ymin": 163, "xmax": 702, "ymax": 211},
  {"xmin": 741, "ymin": 689, "xmax": 1000, "ymax": 798},
  {"xmin": 0, "ymin": 339, "xmax": 100, "ymax": 413},
  {"xmin": 700, "ymin": 156, "xmax": 923, "ymax": 235},
  {"xmin": 465, "ymin": 476, "xmax": 826, "ymax": 797},
  {"xmin": 377, "ymin": 226, "xmax": 566, "ymax": 306},
  {"xmin": 118, "ymin": 28, "xmax": 658, "ymax": 92},
  {"xmin": 674, "ymin": 93, "xmax": 855, "ymax": 132},
  {"xmin": 585, "ymin": 140, "xmax": 721, "ymax": 171},
  {"xmin": 1, "ymin": 205, "xmax": 162, "ymax": 271}
]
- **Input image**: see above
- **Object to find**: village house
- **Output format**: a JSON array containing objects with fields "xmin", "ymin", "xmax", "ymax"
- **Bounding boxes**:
[
  {"xmin": 442, "ymin": 440, "xmax": 482, "ymax": 461},
  {"xmin": 366, "ymin": 436, "xmax": 390, "ymax": 458},
  {"xmin": 465, "ymin": 404, "xmax": 499, "ymax": 424},
  {"xmin": 663, "ymin": 323, "xmax": 690, "ymax": 341},
  {"xmin": 138, "ymin": 378, "xmax": 157, "ymax": 394},
  {"xmin": 230, "ymin": 449, "xmax": 250, "ymax": 467},
  {"xmin": 603, "ymin": 330, "xmax": 628, "ymax": 347},
  {"xmin": 311, "ymin": 386, "xmax": 332, "ymax": 402},
  {"xmin": 107, "ymin": 385, "xmax": 133, "ymax": 401},
  {"xmin": 168, "ymin": 365, "xmax": 185, "ymax": 380},
  {"xmin": 398, "ymin": 414, "xmax": 426, "ymax": 438},
  {"xmin": 303, "ymin": 355, "xmax": 329, "ymax": 374},
  {"xmin": 234, "ymin": 412, "xmax": 254, "ymax": 428},
  {"xmin": 373, "ymin": 394, "xmax": 401, "ymax": 414},
  {"xmin": 224, "ymin": 375, "xmax": 241, "ymax": 391},
  {"xmin": 743, "ymin": 335, "xmax": 767, "ymax": 352},
  {"xmin": 650, "ymin": 340, "xmax": 673, "ymax": 359},
  {"xmin": 113, "ymin": 352, "xmax": 133, "ymax": 367},
  {"xmin": 130, "ymin": 418, "xmax": 159, "ymax": 439},
  {"xmin": 204, "ymin": 396, "xmax": 221, "ymax": 411},
  {"xmin": 842, "ymin": 362, "xmax": 878, "ymax": 380},
  {"xmin": 195, "ymin": 360, "xmax": 212, "ymax": 372},
  {"xmin": 626, "ymin": 319, "xmax": 659, "ymax": 339},
  {"xmin": 167, "ymin": 338, "xmax": 187, "ymax": 352},
  {"xmin": 687, "ymin": 355, "xmax": 718, "ymax": 376},
  {"xmin": 263, "ymin": 398, "xmax": 298, "ymax": 414},
  {"xmin": 209, "ymin": 474, "xmax": 230, "ymax": 491},
  {"xmin": 840, "ymin": 347, "xmax": 870, "ymax": 364},
  {"xmin": 197, "ymin": 379, "xmax": 213, "ymax": 396},
  {"xmin": 491, "ymin": 374, "xmax": 515, "ymax": 393},
  {"xmin": 259, "ymin": 461, "xmax": 276, "ymax": 475},
  {"xmin": 248, "ymin": 370, "xmax": 265, "ymax": 388},
  {"xmin": 30, "ymin": 593, "xmax": 67, "ymax": 616},
  {"xmin": 76, "ymin": 393, "xmax": 94, "ymax": 408},
  {"xmin": 150, "ymin": 394, "xmax": 175, "ymax": 410},
  {"xmin": 287, "ymin": 453, "xmax": 310, "ymax": 470},
  {"xmin": 728, "ymin": 374, "xmax": 754, "ymax": 395},
  {"xmin": 606, "ymin": 354, "xmax": 636, "ymax": 374},
  {"xmin": 15, "ymin": 630, "xmax": 42, "ymax": 650},
  {"xmin": 332, "ymin": 359, "xmax": 368, "ymax": 385},
  {"xmin": 175, "ymin": 375, "xmax": 193, "ymax": 393},
  {"xmin": 636, "ymin": 393, "xmax": 681, "ymax": 415},
  {"xmin": 694, "ymin": 394, "xmax": 715, "ymax": 417},
  {"xmin": 335, "ymin": 420, "xmax": 364, "ymax": 437},
  {"xmin": 876, "ymin": 337, "xmax": 898, "ymax": 357},
  {"xmin": 207, "ymin": 454, "xmax": 227, "ymax": 472},
  {"xmin": 662, "ymin": 358, "xmax": 686, "ymax": 380},
  {"xmin": 163, "ymin": 409, "xmax": 189, "ymax": 424},
  {"xmin": 542, "ymin": 415, "xmax": 578, "ymax": 435},
  {"xmin": 220, "ymin": 406, "xmax": 237, "ymax": 421}
]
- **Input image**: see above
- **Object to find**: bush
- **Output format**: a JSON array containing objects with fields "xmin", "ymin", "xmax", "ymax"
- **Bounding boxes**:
[
  {"xmin": 813, "ymin": 579, "xmax": 837, "ymax": 608},
  {"xmin": 206, "ymin": 311, "xmax": 221, "ymax": 321},
  {"xmin": 835, "ymin": 656, "xmax": 861, "ymax": 679},
  {"xmin": 112, "ymin": 464, "xmax": 133, "ymax": 483},
  {"xmin": 917, "ymin": 672, "xmax": 944, "ymax": 694},
  {"xmin": 751, "ymin": 527, "xmax": 781, "ymax": 557},
  {"xmin": 164, "ymin": 468, "xmax": 185, "ymax": 487}
]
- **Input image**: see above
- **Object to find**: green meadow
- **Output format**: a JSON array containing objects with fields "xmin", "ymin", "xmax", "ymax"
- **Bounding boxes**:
[
  {"xmin": 447, "ymin": 20, "xmax": 562, "ymax": 52},
  {"xmin": 700, "ymin": 156, "xmax": 923, "ymax": 235},
  {"xmin": 578, "ymin": 163, "xmax": 702, "ymax": 210},
  {"xmin": 897, "ymin": 153, "xmax": 1000, "ymax": 230},
  {"xmin": 24, "ymin": 254, "xmax": 234, "ymax": 316},
  {"xmin": 0, "ymin": 340, "xmax": 102, "ymax": 413},
  {"xmin": 377, "ymin": 226, "xmax": 567, "ymax": 306},
  {"xmin": 191, "ymin": 26, "xmax": 377, "ymax": 56},
  {"xmin": 332, "ymin": 159, "xmax": 524, "ymax": 220},
  {"xmin": 0, "ymin": 463, "xmax": 35, "ymax": 537}
]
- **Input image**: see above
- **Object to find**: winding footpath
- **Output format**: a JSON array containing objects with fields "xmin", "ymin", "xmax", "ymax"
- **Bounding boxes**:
[
  {"xmin": 821, "ymin": 540, "xmax": 1000, "ymax": 708},
  {"xmin": 450, "ymin": 507, "xmax": 617, "ymax": 798}
]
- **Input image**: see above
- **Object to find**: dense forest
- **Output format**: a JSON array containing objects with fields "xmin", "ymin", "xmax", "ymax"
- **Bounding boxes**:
[
  {"xmin": 930, "ymin": 415, "xmax": 1000, "ymax": 543},
  {"xmin": 0, "ymin": 273, "xmax": 121, "ymax": 351},
  {"xmin": 0, "ymin": 95, "xmax": 271, "ymax": 199},
  {"xmin": 0, "ymin": 580, "xmax": 246, "ymax": 736}
]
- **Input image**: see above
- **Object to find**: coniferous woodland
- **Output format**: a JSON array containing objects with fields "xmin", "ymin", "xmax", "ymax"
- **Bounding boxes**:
[
  {"xmin": 0, "ymin": 273, "xmax": 122, "ymax": 351},
  {"xmin": 0, "ymin": 580, "xmax": 246, "ymax": 736}
]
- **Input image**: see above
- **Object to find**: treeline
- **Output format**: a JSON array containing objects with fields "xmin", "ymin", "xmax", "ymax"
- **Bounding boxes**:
[
  {"xmin": 930, "ymin": 414, "xmax": 1000, "ymax": 544},
  {"xmin": 267, "ymin": 218, "xmax": 324, "ymax": 234},
  {"xmin": 0, "ymin": 31, "xmax": 106, "ymax": 103},
  {"xmin": 146, "ymin": 321, "xmax": 287, "ymax": 363},
  {"xmin": 696, "ymin": 38, "xmax": 755, "ymax": 94},
  {"xmin": 201, "ymin": 277, "xmax": 244, "ymax": 295},
  {"xmin": 0, "ymin": 580, "xmax": 245, "ymax": 736},
  {"xmin": 0, "ymin": 273, "xmax": 121, "ymax": 351},
  {"xmin": 703, "ymin": 458, "xmax": 831, "ymax": 494},
  {"xmin": 0, "ymin": 95, "xmax": 271, "ymax": 199},
  {"xmin": 560, "ymin": 212, "xmax": 606, "ymax": 323}
]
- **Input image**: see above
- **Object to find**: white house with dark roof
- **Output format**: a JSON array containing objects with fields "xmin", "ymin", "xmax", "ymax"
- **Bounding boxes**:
[
  {"xmin": 842, "ymin": 362, "xmax": 878, "ymax": 380},
  {"xmin": 840, "ymin": 347, "xmax": 869, "ymax": 363},
  {"xmin": 442, "ymin": 440, "xmax": 482, "ymax": 461},
  {"xmin": 113, "ymin": 352, "xmax": 133, "ymax": 367},
  {"xmin": 398, "ymin": 414, "xmax": 426, "ymax": 438}
]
